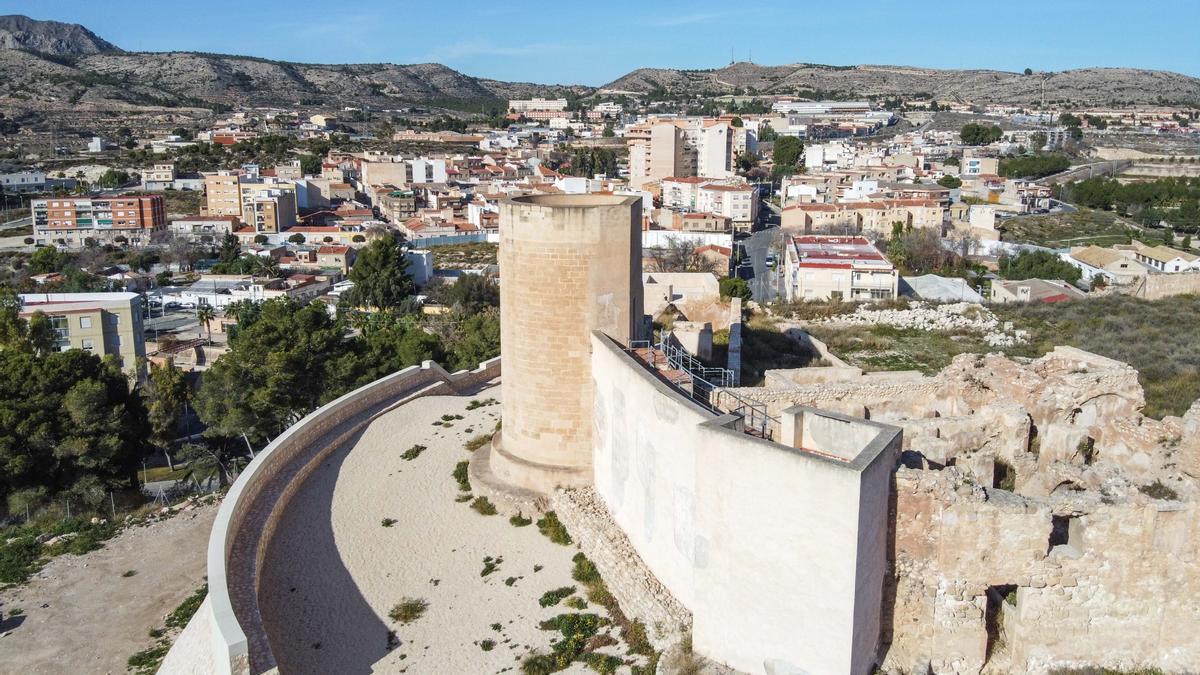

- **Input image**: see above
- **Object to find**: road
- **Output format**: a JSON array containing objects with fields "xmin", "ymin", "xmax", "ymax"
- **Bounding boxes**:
[
  {"xmin": 741, "ymin": 200, "xmax": 784, "ymax": 303},
  {"xmin": 1042, "ymin": 159, "xmax": 1133, "ymax": 185}
]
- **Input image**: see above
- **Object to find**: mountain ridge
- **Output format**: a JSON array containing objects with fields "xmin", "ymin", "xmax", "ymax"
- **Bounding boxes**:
[{"xmin": 1, "ymin": 15, "xmax": 1198, "ymax": 111}]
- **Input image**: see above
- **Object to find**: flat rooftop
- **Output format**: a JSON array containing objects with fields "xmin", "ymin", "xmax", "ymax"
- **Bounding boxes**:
[{"xmin": 792, "ymin": 235, "xmax": 892, "ymax": 268}]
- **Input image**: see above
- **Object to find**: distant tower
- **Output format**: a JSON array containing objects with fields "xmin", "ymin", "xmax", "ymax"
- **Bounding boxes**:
[{"xmin": 490, "ymin": 194, "xmax": 644, "ymax": 493}]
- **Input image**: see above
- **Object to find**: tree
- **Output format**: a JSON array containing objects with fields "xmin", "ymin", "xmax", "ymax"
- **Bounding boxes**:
[
  {"xmin": 997, "ymin": 250, "xmax": 1082, "ymax": 284},
  {"xmin": 1183, "ymin": 235, "xmax": 1192, "ymax": 250},
  {"xmin": 602, "ymin": 124, "xmax": 615, "ymax": 138},
  {"xmin": 999, "ymin": 154, "xmax": 1071, "ymax": 178},
  {"xmin": 194, "ymin": 299, "xmax": 350, "ymax": 444},
  {"xmin": 175, "ymin": 441, "xmax": 242, "ymax": 489},
  {"xmin": 937, "ymin": 175, "xmax": 962, "ymax": 189},
  {"xmin": 1030, "ymin": 132, "xmax": 1048, "ymax": 150},
  {"xmin": 960, "ymin": 123, "xmax": 1003, "ymax": 145},
  {"xmin": 254, "ymin": 234, "xmax": 269, "ymax": 244},
  {"xmin": 772, "ymin": 136, "xmax": 804, "ymax": 176},
  {"xmin": 144, "ymin": 362, "xmax": 189, "ymax": 463},
  {"xmin": 439, "ymin": 274, "xmax": 499, "ymax": 315},
  {"xmin": 196, "ymin": 304, "xmax": 216, "ymax": 341},
  {"xmin": 29, "ymin": 246, "xmax": 67, "ymax": 274},
  {"xmin": 446, "ymin": 309, "xmax": 500, "ymax": 371},
  {"xmin": 719, "ymin": 277, "xmax": 752, "ymax": 301},
  {"xmin": 340, "ymin": 237, "xmax": 415, "ymax": 311},
  {"xmin": 96, "ymin": 169, "xmax": 130, "ymax": 188},
  {"xmin": 288, "ymin": 233, "xmax": 306, "ymax": 244},
  {"xmin": 646, "ymin": 237, "xmax": 720, "ymax": 274},
  {"xmin": 730, "ymin": 116, "xmax": 744, "ymax": 128},
  {"xmin": 757, "ymin": 125, "xmax": 778, "ymax": 142},
  {"xmin": 218, "ymin": 233, "xmax": 241, "ymax": 264},
  {"xmin": 1023, "ymin": 68, "xmax": 1033, "ymax": 76},
  {"xmin": 299, "ymin": 154, "xmax": 322, "ymax": 176},
  {"xmin": 352, "ymin": 234, "xmax": 366, "ymax": 243}
]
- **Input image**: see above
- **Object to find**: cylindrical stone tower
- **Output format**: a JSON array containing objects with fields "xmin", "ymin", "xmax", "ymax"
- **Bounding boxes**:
[{"xmin": 492, "ymin": 194, "xmax": 643, "ymax": 493}]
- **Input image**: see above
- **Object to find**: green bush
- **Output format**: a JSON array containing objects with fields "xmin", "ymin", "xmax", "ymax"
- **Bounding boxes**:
[
  {"xmin": 536, "ymin": 511, "xmax": 572, "ymax": 545},
  {"xmin": 388, "ymin": 597, "xmax": 429, "ymax": 624},
  {"xmin": 470, "ymin": 496, "xmax": 498, "ymax": 515},
  {"xmin": 453, "ymin": 461, "xmax": 471, "ymax": 492},
  {"xmin": 538, "ymin": 586, "xmax": 576, "ymax": 608}
]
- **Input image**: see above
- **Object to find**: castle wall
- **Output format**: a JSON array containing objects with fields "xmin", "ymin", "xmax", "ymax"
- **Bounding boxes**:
[{"xmin": 590, "ymin": 332, "xmax": 899, "ymax": 675}]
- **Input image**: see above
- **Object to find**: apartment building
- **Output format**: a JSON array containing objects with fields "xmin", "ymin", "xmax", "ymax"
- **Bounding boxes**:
[
  {"xmin": 141, "ymin": 163, "xmax": 176, "ymax": 190},
  {"xmin": 32, "ymin": 195, "xmax": 166, "ymax": 247},
  {"xmin": 782, "ymin": 235, "xmax": 898, "ymax": 302},
  {"xmin": 697, "ymin": 183, "xmax": 758, "ymax": 231},
  {"xmin": 377, "ymin": 189, "xmax": 418, "ymax": 222},
  {"xmin": 204, "ymin": 171, "xmax": 243, "ymax": 216},
  {"xmin": 243, "ymin": 188, "xmax": 297, "ymax": 233},
  {"xmin": 508, "ymin": 98, "xmax": 570, "ymax": 121},
  {"xmin": 169, "ymin": 216, "xmax": 241, "ymax": 243},
  {"xmin": 781, "ymin": 199, "xmax": 944, "ymax": 237},
  {"xmin": 627, "ymin": 118, "xmax": 734, "ymax": 189},
  {"xmin": 18, "ymin": 292, "xmax": 146, "ymax": 380}
]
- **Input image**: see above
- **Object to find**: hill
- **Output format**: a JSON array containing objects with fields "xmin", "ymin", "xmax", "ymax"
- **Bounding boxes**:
[
  {"xmin": 0, "ymin": 14, "xmax": 119, "ymax": 55},
  {"xmin": 602, "ymin": 62, "xmax": 1200, "ymax": 107}
]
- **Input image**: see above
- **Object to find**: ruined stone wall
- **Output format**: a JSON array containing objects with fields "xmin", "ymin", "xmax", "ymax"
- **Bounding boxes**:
[
  {"xmin": 1126, "ymin": 271, "xmax": 1200, "ymax": 300},
  {"xmin": 549, "ymin": 487, "xmax": 691, "ymax": 649},
  {"xmin": 885, "ymin": 469, "xmax": 1200, "ymax": 674}
]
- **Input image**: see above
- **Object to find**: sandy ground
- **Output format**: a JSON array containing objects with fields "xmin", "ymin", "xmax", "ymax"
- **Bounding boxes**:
[
  {"xmin": 258, "ymin": 385, "xmax": 638, "ymax": 674},
  {"xmin": 0, "ymin": 502, "xmax": 218, "ymax": 675}
]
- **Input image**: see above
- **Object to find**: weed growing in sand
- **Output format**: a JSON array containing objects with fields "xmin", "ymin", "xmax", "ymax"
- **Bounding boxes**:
[
  {"xmin": 1140, "ymin": 479, "xmax": 1180, "ymax": 501},
  {"xmin": 509, "ymin": 512, "xmax": 532, "ymax": 527},
  {"xmin": 536, "ymin": 511, "xmax": 572, "ymax": 545},
  {"xmin": 491, "ymin": 622, "xmax": 503, "ymax": 631},
  {"xmin": 471, "ymin": 496, "xmax": 498, "ymax": 515},
  {"xmin": 481, "ymin": 556, "xmax": 503, "ymax": 577},
  {"xmin": 455, "ymin": 494, "xmax": 473, "ymax": 503},
  {"xmin": 571, "ymin": 552, "xmax": 654, "ymax": 657},
  {"xmin": 538, "ymin": 586, "xmax": 576, "ymax": 608},
  {"xmin": 467, "ymin": 398, "xmax": 498, "ymax": 410},
  {"xmin": 464, "ymin": 433, "xmax": 494, "ymax": 452},
  {"xmin": 401, "ymin": 444, "xmax": 427, "ymax": 461},
  {"xmin": 453, "ymin": 461, "xmax": 471, "ymax": 491},
  {"xmin": 381, "ymin": 518, "xmax": 397, "ymax": 527},
  {"xmin": 480, "ymin": 639, "xmax": 497, "ymax": 651},
  {"xmin": 122, "ymin": 569, "xmax": 137, "ymax": 577},
  {"xmin": 522, "ymin": 613, "xmax": 611, "ymax": 674},
  {"xmin": 565, "ymin": 597, "xmax": 587, "ymax": 610},
  {"xmin": 505, "ymin": 576, "xmax": 521, "ymax": 587},
  {"xmin": 389, "ymin": 597, "xmax": 429, "ymax": 625}
]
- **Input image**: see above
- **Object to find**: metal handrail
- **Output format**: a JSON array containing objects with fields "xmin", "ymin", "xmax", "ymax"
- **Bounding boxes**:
[{"xmin": 624, "ymin": 337, "xmax": 776, "ymax": 440}]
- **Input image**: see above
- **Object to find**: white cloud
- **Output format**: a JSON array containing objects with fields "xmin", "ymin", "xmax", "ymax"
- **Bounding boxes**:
[
  {"xmin": 649, "ymin": 10, "xmax": 730, "ymax": 27},
  {"xmin": 423, "ymin": 41, "xmax": 564, "ymax": 62}
]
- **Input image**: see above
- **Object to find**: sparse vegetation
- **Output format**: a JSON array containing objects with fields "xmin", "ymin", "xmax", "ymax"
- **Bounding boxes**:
[
  {"xmin": 521, "ymin": 613, "xmax": 611, "ymax": 674},
  {"xmin": 539, "ymin": 586, "xmax": 576, "ymax": 608},
  {"xmin": 536, "ymin": 511, "xmax": 572, "ymax": 545},
  {"xmin": 381, "ymin": 518, "xmax": 397, "ymax": 528},
  {"xmin": 470, "ymin": 496, "xmax": 498, "ymax": 515},
  {"xmin": 1139, "ymin": 480, "xmax": 1180, "ymax": 501},
  {"xmin": 481, "ymin": 555, "xmax": 503, "ymax": 577},
  {"xmin": 401, "ymin": 444, "xmax": 427, "ymax": 461},
  {"xmin": 388, "ymin": 597, "xmax": 429, "ymax": 624},
  {"xmin": 453, "ymin": 460, "xmax": 471, "ymax": 492},
  {"xmin": 509, "ymin": 512, "xmax": 533, "ymax": 527},
  {"xmin": 464, "ymin": 433, "xmax": 494, "ymax": 452},
  {"xmin": 480, "ymin": 638, "xmax": 497, "ymax": 651}
]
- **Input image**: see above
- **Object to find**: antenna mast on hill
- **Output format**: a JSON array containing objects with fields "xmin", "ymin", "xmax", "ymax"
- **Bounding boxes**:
[{"xmin": 730, "ymin": 47, "xmax": 735, "ymax": 65}]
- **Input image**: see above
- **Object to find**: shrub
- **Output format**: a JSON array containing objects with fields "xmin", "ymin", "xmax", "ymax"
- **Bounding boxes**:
[
  {"xmin": 480, "ymin": 556, "xmax": 502, "ymax": 577},
  {"xmin": 381, "ymin": 518, "xmax": 397, "ymax": 527},
  {"xmin": 539, "ymin": 586, "xmax": 576, "ymax": 607},
  {"xmin": 453, "ymin": 461, "xmax": 471, "ymax": 491},
  {"xmin": 480, "ymin": 639, "xmax": 497, "ymax": 651},
  {"xmin": 1139, "ymin": 480, "xmax": 1179, "ymax": 501},
  {"xmin": 504, "ymin": 576, "xmax": 519, "ymax": 587},
  {"xmin": 464, "ymin": 433, "xmax": 493, "ymax": 452},
  {"xmin": 165, "ymin": 584, "xmax": 208, "ymax": 629},
  {"xmin": 565, "ymin": 596, "xmax": 587, "ymax": 610},
  {"xmin": 122, "ymin": 569, "xmax": 137, "ymax": 577},
  {"xmin": 389, "ymin": 597, "xmax": 429, "ymax": 624},
  {"xmin": 470, "ymin": 496, "xmax": 498, "ymax": 515},
  {"xmin": 536, "ymin": 511, "xmax": 572, "ymax": 545},
  {"xmin": 400, "ymin": 444, "xmax": 426, "ymax": 461},
  {"xmin": 509, "ymin": 512, "xmax": 532, "ymax": 527}
]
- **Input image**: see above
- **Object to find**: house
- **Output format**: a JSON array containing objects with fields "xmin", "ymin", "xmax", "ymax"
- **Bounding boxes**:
[
  {"xmin": 32, "ymin": 194, "xmax": 167, "ymax": 248},
  {"xmin": 783, "ymin": 235, "xmax": 898, "ymax": 302},
  {"xmin": 1132, "ymin": 244, "xmax": 1200, "ymax": 273},
  {"xmin": 781, "ymin": 199, "xmax": 944, "ymax": 236},
  {"xmin": 17, "ymin": 292, "xmax": 146, "ymax": 380},
  {"xmin": 316, "ymin": 245, "xmax": 355, "ymax": 274},
  {"xmin": 990, "ymin": 278, "xmax": 1087, "ymax": 303},
  {"xmin": 1066, "ymin": 245, "xmax": 1151, "ymax": 285}
]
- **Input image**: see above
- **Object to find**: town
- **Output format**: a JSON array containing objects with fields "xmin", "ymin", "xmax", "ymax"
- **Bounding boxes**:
[{"xmin": 0, "ymin": 8, "xmax": 1198, "ymax": 675}]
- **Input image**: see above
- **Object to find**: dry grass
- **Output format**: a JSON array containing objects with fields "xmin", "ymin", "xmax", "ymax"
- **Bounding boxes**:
[{"xmin": 998, "ymin": 208, "xmax": 1136, "ymax": 247}]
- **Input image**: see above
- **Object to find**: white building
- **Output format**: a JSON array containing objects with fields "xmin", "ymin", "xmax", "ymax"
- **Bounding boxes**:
[
  {"xmin": 783, "ymin": 235, "xmax": 898, "ymax": 302},
  {"xmin": 0, "ymin": 168, "xmax": 46, "ymax": 193}
]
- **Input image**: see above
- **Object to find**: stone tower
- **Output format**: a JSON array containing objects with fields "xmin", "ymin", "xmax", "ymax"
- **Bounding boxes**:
[{"xmin": 491, "ymin": 194, "xmax": 643, "ymax": 493}]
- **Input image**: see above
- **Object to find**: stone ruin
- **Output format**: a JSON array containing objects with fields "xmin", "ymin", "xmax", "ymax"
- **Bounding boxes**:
[{"xmin": 718, "ymin": 345, "xmax": 1200, "ymax": 673}]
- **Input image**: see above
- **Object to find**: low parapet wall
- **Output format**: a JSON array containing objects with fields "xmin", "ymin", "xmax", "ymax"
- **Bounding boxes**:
[{"xmin": 164, "ymin": 358, "xmax": 500, "ymax": 675}]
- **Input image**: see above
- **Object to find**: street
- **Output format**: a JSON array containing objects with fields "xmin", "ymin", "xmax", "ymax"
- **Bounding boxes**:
[{"xmin": 741, "ymin": 199, "xmax": 784, "ymax": 303}]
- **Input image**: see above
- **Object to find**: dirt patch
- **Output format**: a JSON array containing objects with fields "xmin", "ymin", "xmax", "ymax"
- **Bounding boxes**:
[{"xmin": 0, "ymin": 502, "xmax": 218, "ymax": 675}]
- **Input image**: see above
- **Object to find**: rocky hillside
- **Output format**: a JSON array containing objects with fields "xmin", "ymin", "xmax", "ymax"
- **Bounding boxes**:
[
  {"xmin": 0, "ymin": 16, "xmax": 583, "ymax": 112},
  {"xmin": 0, "ymin": 14, "xmax": 119, "ymax": 55},
  {"xmin": 603, "ymin": 62, "xmax": 1200, "ymax": 106}
]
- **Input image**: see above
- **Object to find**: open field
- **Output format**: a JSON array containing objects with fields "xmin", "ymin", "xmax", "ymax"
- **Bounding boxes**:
[
  {"xmin": 998, "ymin": 208, "xmax": 1139, "ymax": 247},
  {"xmin": 763, "ymin": 295, "xmax": 1200, "ymax": 419},
  {"xmin": 0, "ymin": 502, "xmax": 217, "ymax": 675}
]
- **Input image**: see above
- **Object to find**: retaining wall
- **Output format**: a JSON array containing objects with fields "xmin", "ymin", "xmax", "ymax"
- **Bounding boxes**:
[{"xmin": 162, "ymin": 358, "xmax": 500, "ymax": 675}]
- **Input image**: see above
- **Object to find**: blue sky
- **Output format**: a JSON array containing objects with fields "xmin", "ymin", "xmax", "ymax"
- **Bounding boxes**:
[{"xmin": 8, "ymin": 0, "xmax": 1199, "ymax": 83}]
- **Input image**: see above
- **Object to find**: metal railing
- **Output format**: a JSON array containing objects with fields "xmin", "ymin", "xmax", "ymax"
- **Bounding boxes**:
[{"xmin": 626, "ymin": 337, "xmax": 777, "ymax": 440}]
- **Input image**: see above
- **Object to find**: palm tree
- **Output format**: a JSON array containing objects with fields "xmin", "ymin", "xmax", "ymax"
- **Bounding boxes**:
[{"xmin": 196, "ymin": 304, "xmax": 216, "ymax": 342}]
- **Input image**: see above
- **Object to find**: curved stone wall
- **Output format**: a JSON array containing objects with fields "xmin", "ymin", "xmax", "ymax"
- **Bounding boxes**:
[{"xmin": 162, "ymin": 358, "xmax": 500, "ymax": 675}]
